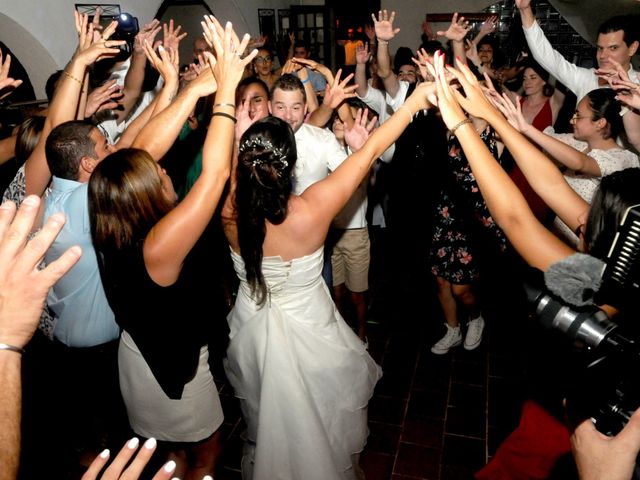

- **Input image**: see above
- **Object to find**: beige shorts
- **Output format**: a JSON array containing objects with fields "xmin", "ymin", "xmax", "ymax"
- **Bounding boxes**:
[{"xmin": 331, "ymin": 227, "xmax": 370, "ymax": 292}]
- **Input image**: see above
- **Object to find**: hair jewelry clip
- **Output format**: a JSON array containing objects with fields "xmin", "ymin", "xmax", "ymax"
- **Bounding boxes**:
[{"xmin": 239, "ymin": 138, "xmax": 289, "ymax": 169}]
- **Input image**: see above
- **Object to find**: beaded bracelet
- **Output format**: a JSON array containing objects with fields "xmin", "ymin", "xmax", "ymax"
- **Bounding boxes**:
[
  {"xmin": 0, "ymin": 342, "xmax": 25, "ymax": 355},
  {"xmin": 63, "ymin": 71, "xmax": 83, "ymax": 85},
  {"xmin": 212, "ymin": 111, "xmax": 237, "ymax": 123},
  {"xmin": 450, "ymin": 118, "xmax": 472, "ymax": 135}
]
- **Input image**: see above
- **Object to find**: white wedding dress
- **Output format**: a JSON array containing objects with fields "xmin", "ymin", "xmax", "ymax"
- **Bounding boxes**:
[{"xmin": 225, "ymin": 247, "xmax": 382, "ymax": 480}]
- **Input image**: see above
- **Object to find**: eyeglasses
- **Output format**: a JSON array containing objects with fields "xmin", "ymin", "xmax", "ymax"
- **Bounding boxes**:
[
  {"xmin": 572, "ymin": 111, "xmax": 590, "ymax": 121},
  {"xmin": 254, "ymin": 56, "xmax": 272, "ymax": 64}
]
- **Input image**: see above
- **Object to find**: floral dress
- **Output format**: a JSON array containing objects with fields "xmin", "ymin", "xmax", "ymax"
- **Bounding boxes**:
[{"xmin": 430, "ymin": 125, "xmax": 507, "ymax": 284}]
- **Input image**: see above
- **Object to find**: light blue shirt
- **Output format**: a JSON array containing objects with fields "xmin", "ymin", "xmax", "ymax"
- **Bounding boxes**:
[{"xmin": 44, "ymin": 177, "xmax": 119, "ymax": 347}]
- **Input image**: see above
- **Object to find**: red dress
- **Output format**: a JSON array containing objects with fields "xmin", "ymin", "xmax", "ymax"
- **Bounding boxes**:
[{"xmin": 509, "ymin": 98, "xmax": 553, "ymax": 223}]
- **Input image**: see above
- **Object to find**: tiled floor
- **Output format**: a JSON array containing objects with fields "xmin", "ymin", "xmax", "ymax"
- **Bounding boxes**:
[{"xmin": 209, "ymin": 247, "xmax": 546, "ymax": 480}]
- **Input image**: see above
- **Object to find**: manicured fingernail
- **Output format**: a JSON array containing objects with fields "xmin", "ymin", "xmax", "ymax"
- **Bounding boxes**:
[
  {"xmin": 158, "ymin": 45, "xmax": 165, "ymax": 52},
  {"xmin": 164, "ymin": 461, "xmax": 176, "ymax": 473},
  {"xmin": 23, "ymin": 196, "xmax": 38, "ymax": 206},
  {"xmin": 127, "ymin": 437, "xmax": 139, "ymax": 449},
  {"xmin": 144, "ymin": 437, "xmax": 157, "ymax": 449},
  {"xmin": 99, "ymin": 449, "xmax": 110, "ymax": 459},
  {"xmin": 0, "ymin": 201, "xmax": 12, "ymax": 210}
]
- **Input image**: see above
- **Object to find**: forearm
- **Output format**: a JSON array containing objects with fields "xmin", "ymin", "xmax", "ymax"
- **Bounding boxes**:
[
  {"xmin": 452, "ymin": 40, "xmax": 467, "ymax": 65},
  {"xmin": 306, "ymin": 103, "xmax": 333, "ymax": 128},
  {"xmin": 118, "ymin": 51, "xmax": 147, "ymax": 122},
  {"xmin": 490, "ymin": 113, "xmax": 587, "ymax": 230},
  {"xmin": 376, "ymin": 42, "xmax": 399, "ymax": 97},
  {"xmin": 0, "ymin": 353, "xmax": 22, "ymax": 480},
  {"xmin": 25, "ymin": 57, "xmax": 86, "ymax": 196},
  {"xmin": 455, "ymin": 123, "xmax": 574, "ymax": 270},
  {"xmin": 131, "ymin": 83, "xmax": 197, "ymax": 160},
  {"xmin": 76, "ymin": 72, "xmax": 90, "ymax": 120},
  {"xmin": 525, "ymin": 126, "xmax": 600, "ymax": 175},
  {"xmin": 355, "ymin": 64, "xmax": 369, "ymax": 98},
  {"xmin": 518, "ymin": 4, "xmax": 536, "ymax": 28}
]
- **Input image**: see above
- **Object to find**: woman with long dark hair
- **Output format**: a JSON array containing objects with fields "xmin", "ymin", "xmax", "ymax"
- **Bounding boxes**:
[
  {"xmin": 88, "ymin": 19, "xmax": 255, "ymax": 479},
  {"xmin": 221, "ymin": 83, "xmax": 433, "ymax": 478}
]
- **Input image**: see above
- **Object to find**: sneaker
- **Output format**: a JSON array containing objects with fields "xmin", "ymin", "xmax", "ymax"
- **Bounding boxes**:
[
  {"xmin": 431, "ymin": 324, "xmax": 462, "ymax": 354},
  {"xmin": 464, "ymin": 315, "xmax": 485, "ymax": 350}
]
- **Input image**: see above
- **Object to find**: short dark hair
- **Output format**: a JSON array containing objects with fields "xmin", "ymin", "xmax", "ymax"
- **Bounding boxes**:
[
  {"xmin": 293, "ymin": 40, "xmax": 309, "ymax": 51},
  {"xmin": 271, "ymin": 74, "xmax": 306, "ymax": 104},
  {"xmin": 45, "ymin": 120, "xmax": 97, "ymax": 180},
  {"xmin": 420, "ymin": 40, "xmax": 443, "ymax": 57},
  {"xmin": 393, "ymin": 47, "xmax": 415, "ymax": 72},
  {"xmin": 598, "ymin": 15, "xmax": 639, "ymax": 47}
]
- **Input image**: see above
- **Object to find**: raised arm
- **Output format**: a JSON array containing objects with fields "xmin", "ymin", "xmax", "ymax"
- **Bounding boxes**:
[
  {"xmin": 305, "ymin": 67, "xmax": 357, "ymax": 128},
  {"xmin": 500, "ymin": 95, "xmax": 603, "ymax": 176},
  {"xmin": 436, "ymin": 13, "xmax": 470, "ymax": 65},
  {"xmin": 433, "ymin": 55, "xmax": 576, "ymax": 271},
  {"xmin": 0, "ymin": 196, "xmax": 81, "ymax": 480},
  {"xmin": 143, "ymin": 18, "xmax": 257, "ymax": 286},
  {"xmin": 24, "ymin": 14, "xmax": 124, "ymax": 197},
  {"xmin": 372, "ymin": 10, "xmax": 401, "ymax": 98},
  {"xmin": 302, "ymin": 82, "xmax": 432, "ymax": 227},
  {"xmin": 131, "ymin": 43, "xmax": 208, "ymax": 160},
  {"xmin": 117, "ymin": 42, "xmax": 180, "ymax": 150},
  {"xmin": 472, "ymin": 15, "xmax": 498, "ymax": 46}
]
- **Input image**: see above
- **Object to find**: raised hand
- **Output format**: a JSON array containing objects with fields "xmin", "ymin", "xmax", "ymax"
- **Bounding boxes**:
[
  {"xmin": 412, "ymin": 48, "xmax": 434, "ymax": 81},
  {"xmin": 163, "ymin": 19, "xmax": 188, "ymax": 52},
  {"xmin": 0, "ymin": 50, "xmax": 22, "ymax": 96},
  {"xmin": 515, "ymin": 0, "xmax": 532, "ymax": 10},
  {"xmin": 432, "ymin": 51, "xmax": 468, "ymax": 130},
  {"xmin": 322, "ymin": 69, "xmax": 357, "ymax": 110},
  {"xmin": 371, "ymin": 10, "xmax": 400, "ymax": 42},
  {"xmin": 436, "ymin": 13, "xmax": 470, "ymax": 42},
  {"xmin": 344, "ymin": 108, "xmax": 377, "ymax": 152},
  {"xmin": 235, "ymin": 99, "xmax": 253, "ymax": 139},
  {"xmin": 356, "ymin": 43, "xmax": 370, "ymax": 65},
  {"xmin": 611, "ymin": 78, "xmax": 640, "ymax": 109},
  {"xmin": 465, "ymin": 39, "xmax": 480, "ymax": 66},
  {"xmin": 143, "ymin": 42, "xmax": 179, "ymax": 87},
  {"xmin": 81, "ymin": 437, "xmax": 176, "ymax": 480},
  {"xmin": 479, "ymin": 15, "xmax": 498, "ymax": 36},
  {"xmin": 491, "ymin": 93, "xmax": 531, "ymax": 133},
  {"xmin": 0, "ymin": 196, "xmax": 80, "ymax": 349},
  {"xmin": 291, "ymin": 57, "xmax": 334, "ymax": 83},
  {"xmin": 84, "ymin": 80, "xmax": 123, "ymax": 118},
  {"xmin": 133, "ymin": 19, "xmax": 162, "ymax": 55},
  {"xmin": 281, "ymin": 59, "xmax": 301, "ymax": 74},
  {"xmin": 422, "ymin": 16, "xmax": 436, "ymax": 41}
]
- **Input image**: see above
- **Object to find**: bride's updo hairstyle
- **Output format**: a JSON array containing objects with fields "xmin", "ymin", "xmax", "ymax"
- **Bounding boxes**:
[{"xmin": 236, "ymin": 116, "xmax": 297, "ymax": 305}]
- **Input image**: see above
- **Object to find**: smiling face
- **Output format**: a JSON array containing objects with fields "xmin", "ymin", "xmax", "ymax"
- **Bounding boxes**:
[
  {"xmin": 522, "ymin": 68, "xmax": 546, "ymax": 97},
  {"xmin": 478, "ymin": 44, "xmax": 494, "ymax": 65},
  {"xmin": 596, "ymin": 30, "xmax": 638, "ymax": 70},
  {"xmin": 397, "ymin": 64, "xmax": 418, "ymax": 84},
  {"xmin": 269, "ymin": 88, "xmax": 307, "ymax": 133},
  {"xmin": 570, "ymin": 97, "xmax": 601, "ymax": 142},
  {"xmin": 253, "ymin": 48, "xmax": 274, "ymax": 76}
]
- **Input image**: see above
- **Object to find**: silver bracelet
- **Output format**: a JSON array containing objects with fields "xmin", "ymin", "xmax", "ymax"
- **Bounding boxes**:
[{"xmin": 0, "ymin": 342, "xmax": 25, "ymax": 355}]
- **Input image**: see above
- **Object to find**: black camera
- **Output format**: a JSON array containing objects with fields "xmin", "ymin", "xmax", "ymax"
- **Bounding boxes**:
[
  {"xmin": 109, "ymin": 13, "xmax": 139, "ymax": 62},
  {"xmin": 525, "ymin": 205, "xmax": 640, "ymax": 436}
]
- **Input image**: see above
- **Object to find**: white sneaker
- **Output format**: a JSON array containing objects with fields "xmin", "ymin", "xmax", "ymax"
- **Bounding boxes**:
[
  {"xmin": 431, "ymin": 324, "xmax": 462, "ymax": 354},
  {"xmin": 464, "ymin": 315, "xmax": 485, "ymax": 350}
]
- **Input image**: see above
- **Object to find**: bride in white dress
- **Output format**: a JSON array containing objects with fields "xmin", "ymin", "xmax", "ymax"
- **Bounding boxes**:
[{"xmin": 221, "ymin": 83, "xmax": 433, "ymax": 479}]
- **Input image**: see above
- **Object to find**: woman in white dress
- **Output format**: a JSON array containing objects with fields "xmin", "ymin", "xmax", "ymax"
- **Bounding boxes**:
[{"xmin": 221, "ymin": 83, "xmax": 433, "ymax": 479}]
